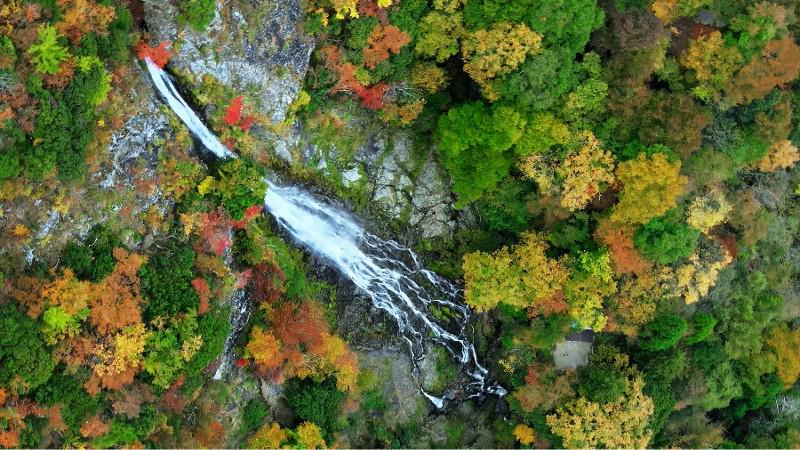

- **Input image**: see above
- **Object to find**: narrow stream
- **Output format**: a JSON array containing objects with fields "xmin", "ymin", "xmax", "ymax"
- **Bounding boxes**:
[{"xmin": 145, "ymin": 59, "xmax": 506, "ymax": 405}]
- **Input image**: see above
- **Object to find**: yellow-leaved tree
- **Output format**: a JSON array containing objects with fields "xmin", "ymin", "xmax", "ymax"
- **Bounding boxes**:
[
  {"xmin": 679, "ymin": 31, "xmax": 743, "ymax": 102},
  {"xmin": 558, "ymin": 131, "xmax": 616, "ymax": 211},
  {"xmin": 611, "ymin": 152, "xmax": 687, "ymax": 225},
  {"xmin": 686, "ymin": 188, "xmax": 732, "ymax": 233},
  {"xmin": 757, "ymin": 140, "xmax": 800, "ymax": 172},
  {"xmin": 462, "ymin": 22, "xmax": 542, "ymax": 100},
  {"xmin": 247, "ymin": 423, "xmax": 287, "ymax": 449},
  {"xmin": 765, "ymin": 326, "xmax": 800, "ymax": 388},
  {"xmin": 463, "ymin": 232, "xmax": 569, "ymax": 312},
  {"xmin": 546, "ymin": 373, "xmax": 654, "ymax": 448}
]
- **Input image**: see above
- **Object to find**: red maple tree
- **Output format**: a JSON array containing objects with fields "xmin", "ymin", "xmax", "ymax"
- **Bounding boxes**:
[
  {"xmin": 223, "ymin": 96, "xmax": 259, "ymax": 131},
  {"xmin": 136, "ymin": 41, "xmax": 172, "ymax": 69}
]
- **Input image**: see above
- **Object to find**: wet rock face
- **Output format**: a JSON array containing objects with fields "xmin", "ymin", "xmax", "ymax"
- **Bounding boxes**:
[
  {"xmin": 281, "ymin": 126, "xmax": 458, "ymax": 239},
  {"xmin": 143, "ymin": 0, "xmax": 313, "ymax": 123}
]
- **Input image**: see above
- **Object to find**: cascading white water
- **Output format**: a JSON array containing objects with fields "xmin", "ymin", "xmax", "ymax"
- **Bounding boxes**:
[
  {"xmin": 144, "ymin": 58, "xmax": 506, "ymax": 404},
  {"xmin": 145, "ymin": 59, "xmax": 234, "ymax": 159}
]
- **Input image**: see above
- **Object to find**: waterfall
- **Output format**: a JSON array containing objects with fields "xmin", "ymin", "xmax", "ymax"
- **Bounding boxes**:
[{"xmin": 144, "ymin": 58, "xmax": 506, "ymax": 404}]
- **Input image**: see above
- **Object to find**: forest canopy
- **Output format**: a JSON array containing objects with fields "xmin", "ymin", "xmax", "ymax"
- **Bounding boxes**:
[{"xmin": 1, "ymin": 0, "xmax": 800, "ymax": 448}]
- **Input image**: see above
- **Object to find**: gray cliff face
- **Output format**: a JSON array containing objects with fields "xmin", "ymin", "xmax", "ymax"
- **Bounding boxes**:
[
  {"xmin": 280, "ymin": 123, "xmax": 462, "ymax": 239},
  {"xmin": 143, "ymin": 0, "xmax": 314, "ymax": 123}
]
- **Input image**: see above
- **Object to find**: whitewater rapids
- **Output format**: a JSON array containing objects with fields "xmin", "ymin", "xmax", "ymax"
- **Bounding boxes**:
[{"xmin": 145, "ymin": 58, "xmax": 506, "ymax": 405}]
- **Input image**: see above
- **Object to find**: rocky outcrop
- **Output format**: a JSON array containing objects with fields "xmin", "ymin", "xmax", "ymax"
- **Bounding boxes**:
[
  {"xmin": 101, "ymin": 70, "xmax": 171, "ymax": 190},
  {"xmin": 278, "ymin": 124, "xmax": 459, "ymax": 239},
  {"xmin": 5, "ymin": 65, "xmax": 176, "ymax": 264},
  {"xmin": 143, "ymin": 0, "xmax": 314, "ymax": 123}
]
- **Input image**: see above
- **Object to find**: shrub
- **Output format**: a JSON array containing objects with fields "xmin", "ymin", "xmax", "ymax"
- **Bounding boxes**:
[
  {"xmin": 181, "ymin": 306, "xmax": 230, "ymax": 392},
  {"xmin": 242, "ymin": 399, "xmax": 269, "ymax": 434},
  {"xmin": 207, "ymin": 159, "xmax": 267, "ymax": 220},
  {"xmin": 179, "ymin": 0, "xmax": 217, "ymax": 32}
]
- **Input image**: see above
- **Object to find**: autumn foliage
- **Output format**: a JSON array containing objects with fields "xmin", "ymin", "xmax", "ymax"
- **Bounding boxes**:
[
  {"xmin": 88, "ymin": 248, "xmax": 144, "ymax": 335},
  {"xmin": 246, "ymin": 301, "xmax": 358, "ymax": 392},
  {"xmin": 136, "ymin": 41, "xmax": 172, "ymax": 68},
  {"xmin": 223, "ymin": 96, "xmax": 258, "ymax": 131},
  {"xmin": 362, "ymin": 24, "xmax": 410, "ymax": 69},
  {"xmin": 56, "ymin": 0, "xmax": 115, "ymax": 44}
]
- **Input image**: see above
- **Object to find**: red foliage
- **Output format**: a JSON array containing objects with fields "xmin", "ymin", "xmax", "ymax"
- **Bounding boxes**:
[
  {"xmin": 85, "ymin": 365, "xmax": 138, "ymax": 395},
  {"xmin": 224, "ymin": 96, "xmax": 244, "ymax": 126},
  {"xmin": 0, "ymin": 431, "xmax": 18, "ymax": 449},
  {"xmin": 160, "ymin": 376, "xmax": 188, "ymax": 413},
  {"xmin": 527, "ymin": 290, "xmax": 569, "ymax": 318},
  {"xmin": 594, "ymin": 219, "xmax": 652, "ymax": 275},
  {"xmin": 136, "ymin": 41, "xmax": 172, "ymax": 69},
  {"xmin": 270, "ymin": 302, "xmax": 328, "ymax": 354},
  {"xmin": 362, "ymin": 24, "xmax": 410, "ymax": 69},
  {"xmin": 89, "ymin": 248, "xmax": 144, "ymax": 336},
  {"xmin": 357, "ymin": 0, "xmax": 389, "ymax": 22},
  {"xmin": 321, "ymin": 43, "xmax": 392, "ymax": 110},
  {"xmin": 199, "ymin": 210, "xmax": 233, "ymax": 256},
  {"xmin": 192, "ymin": 278, "xmax": 211, "ymax": 315},
  {"xmin": 238, "ymin": 115, "xmax": 258, "ymax": 132},
  {"xmin": 235, "ymin": 268, "xmax": 253, "ymax": 289},
  {"xmin": 223, "ymin": 96, "xmax": 258, "ymax": 131},
  {"xmin": 358, "ymin": 84, "xmax": 388, "ymax": 110},
  {"xmin": 195, "ymin": 420, "xmax": 225, "ymax": 448},
  {"xmin": 235, "ymin": 358, "xmax": 249, "ymax": 368},
  {"xmin": 252, "ymin": 261, "xmax": 286, "ymax": 305},
  {"xmin": 25, "ymin": 4, "xmax": 40, "ymax": 23},
  {"xmin": 524, "ymin": 366, "xmax": 538, "ymax": 385},
  {"xmin": 80, "ymin": 415, "xmax": 110, "ymax": 438},
  {"xmin": 232, "ymin": 204, "xmax": 263, "ymax": 229}
]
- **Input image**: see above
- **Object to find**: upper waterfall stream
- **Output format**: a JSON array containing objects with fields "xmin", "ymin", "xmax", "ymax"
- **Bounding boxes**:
[{"xmin": 145, "ymin": 59, "xmax": 506, "ymax": 405}]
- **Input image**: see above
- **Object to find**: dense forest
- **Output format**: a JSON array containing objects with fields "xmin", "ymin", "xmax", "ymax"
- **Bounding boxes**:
[{"xmin": 1, "ymin": 0, "xmax": 800, "ymax": 448}]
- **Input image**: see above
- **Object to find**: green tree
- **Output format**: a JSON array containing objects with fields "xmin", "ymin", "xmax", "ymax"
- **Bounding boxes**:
[
  {"xmin": 462, "ymin": 0, "xmax": 604, "ymax": 55},
  {"xmin": 498, "ymin": 48, "xmax": 581, "ymax": 112},
  {"xmin": 639, "ymin": 313, "xmax": 688, "ymax": 351},
  {"xmin": 33, "ymin": 373, "xmax": 101, "ymax": 433},
  {"xmin": 206, "ymin": 159, "xmax": 267, "ymax": 220},
  {"xmin": 27, "ymin": 25, "xmax": 69, "ymax": 75},
  {"xmin": 684, "ymin": 312, "xmax": 717, "ymax": 345},
  {"xmin": 414, "ymin": 12, "xmax": 464, "ymax": 63},
  {"xmin": 284, "ymin": 377, "xmax": 344, "ymax": 441},
  {"xmin": 578, "ymin": 364, "xmax": 626, "ymax": 404},
  {"xmin": 140, "ymin": 243, "xmax": 199, "ymax": 320},
  {"xmin": 436, "ymin": 102, "xmax": 526, "ymax": 206},
  {"xmin": 563, "ymin": 250, "xmax": 616, "ymax": 330},
  {"xmin": 0, "ymin": 303, "xmax": 55, "ymax": 394},
  {"xmin": 634, "ymin": 209, "xmax": 700, "ymax": 264},
  {"xmin": 61, "ymin": 225, "xmax": 120, "ymax": 282}
]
